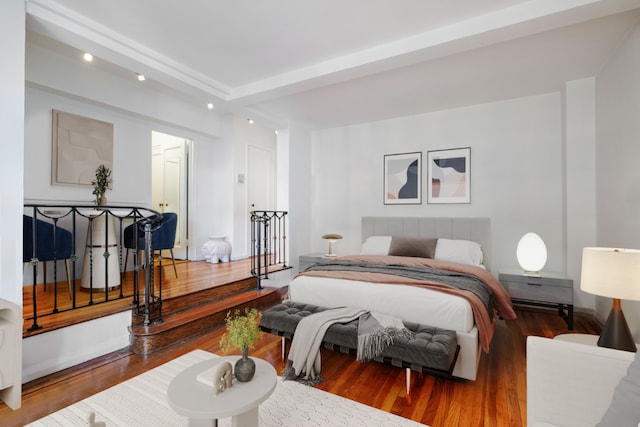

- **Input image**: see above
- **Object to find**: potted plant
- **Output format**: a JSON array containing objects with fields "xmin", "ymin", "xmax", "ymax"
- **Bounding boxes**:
[
  {"xmin": 219, "ymin": 307, "xmax": 263, "ymax": 382},
  {"xmin": 91, "ymin": 164, "xmax": 112, "ymax": 206}
]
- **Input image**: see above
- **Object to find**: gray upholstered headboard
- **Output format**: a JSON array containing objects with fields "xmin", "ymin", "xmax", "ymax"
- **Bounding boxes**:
[{"xmin": 361, "ymin": 217, "xmax": 491, "ymax": 270}]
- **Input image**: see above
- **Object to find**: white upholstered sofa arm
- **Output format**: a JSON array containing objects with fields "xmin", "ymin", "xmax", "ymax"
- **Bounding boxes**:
[{"xmin": 527, "ymin": 336, "xmax": 635, "ymax": 427}]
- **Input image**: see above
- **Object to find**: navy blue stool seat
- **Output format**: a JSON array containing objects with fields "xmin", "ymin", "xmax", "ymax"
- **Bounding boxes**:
[
  {"xmin": 23, "ymin": 215, "xmax": 73, "ymax": 295},
  {"xmin": 123, "ymin": 212, "xmax": 178, "ymax": 278}
]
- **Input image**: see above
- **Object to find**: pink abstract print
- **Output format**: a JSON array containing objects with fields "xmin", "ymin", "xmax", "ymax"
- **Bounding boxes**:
[
  {"xmin": 431, "ymin": 156, "xmax": 466, "ymax": 197},
  {"xmin": 427, "ymin": 148, "xmax": 470, "ymax": 203}
]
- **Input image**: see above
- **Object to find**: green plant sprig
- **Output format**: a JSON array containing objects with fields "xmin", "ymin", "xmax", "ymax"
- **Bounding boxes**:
[
  {"xmin": 91, "ymin": 164, "xmax": 112, "ymax": 205},
  {"xmin": 219, "ymin": 308, "xmax": 263, "ymax": 353}
]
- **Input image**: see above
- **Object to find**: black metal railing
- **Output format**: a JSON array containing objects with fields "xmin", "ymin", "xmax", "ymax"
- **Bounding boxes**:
[
  {"xmin": 250, "ymin": 210, "xmax": 288, "ymax": 288},
  {"xmin": 23, "ymin": 204, "xmax": 164, "ymax": 330}
]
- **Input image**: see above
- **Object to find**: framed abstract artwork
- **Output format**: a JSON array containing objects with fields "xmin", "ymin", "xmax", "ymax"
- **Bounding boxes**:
[
  {"xmin": 51, "ymin": 110, "xmax": 114, "ymax": 187},
  {"xmin": 427, "ymin": 147, "xmax": 470, "ymax": 204},
  {"xmin": 384, "ymin": 152, "xmax": 422, "ymax": 205}
]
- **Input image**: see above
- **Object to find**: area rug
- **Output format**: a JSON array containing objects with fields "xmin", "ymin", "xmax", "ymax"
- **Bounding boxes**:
[{"xmin": 27, "ymin": 349, "xmax": 428, "ymax": 427}]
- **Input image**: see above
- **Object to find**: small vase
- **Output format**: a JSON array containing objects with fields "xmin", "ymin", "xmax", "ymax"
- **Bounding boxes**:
[{"xmin": 234, "ymin": 348, "xmax": 255, "ymax": 382}]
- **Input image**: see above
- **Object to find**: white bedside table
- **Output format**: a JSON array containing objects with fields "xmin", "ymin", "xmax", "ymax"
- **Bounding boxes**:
[{"xmin": 499, "ymin": 269, "xmax": 574, "ymax": 329}]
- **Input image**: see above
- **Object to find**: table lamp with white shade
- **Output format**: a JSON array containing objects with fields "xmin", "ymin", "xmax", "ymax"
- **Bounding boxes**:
[
  {"xmin": 580, "ymin": 247, "xmax": 640, "ymax": 352},
  {"xmin": 322, "ymin": 234, "xmax": 342, "ymax": 257}
]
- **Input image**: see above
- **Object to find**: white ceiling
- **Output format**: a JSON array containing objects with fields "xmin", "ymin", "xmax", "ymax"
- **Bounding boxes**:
[{"xmin": 25, "ymin": 0, "xmax": 640, "ymax": 130}]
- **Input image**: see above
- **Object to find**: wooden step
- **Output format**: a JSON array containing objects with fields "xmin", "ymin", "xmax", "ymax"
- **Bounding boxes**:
[
  {"xmin": 135, "ymin": 277, "xmax": 259, "ymax": 321},
  {"xmin": 128, "ymin": 286, "xmax": 285, "ymax": 354}
]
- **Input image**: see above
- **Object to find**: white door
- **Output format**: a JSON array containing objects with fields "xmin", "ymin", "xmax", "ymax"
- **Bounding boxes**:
[
  {"xmin": 151, "ymin": 131, "xmax": 189, "ymax": 260},
  {"xmin": 248, "ymin": 145, "xmax": 275, "ymax": 211}
]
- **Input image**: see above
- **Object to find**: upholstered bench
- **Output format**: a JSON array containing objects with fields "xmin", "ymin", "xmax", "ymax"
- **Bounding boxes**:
[{"xmin": 260, "ymin": 301, "xmax": 459, "ymax": 388}]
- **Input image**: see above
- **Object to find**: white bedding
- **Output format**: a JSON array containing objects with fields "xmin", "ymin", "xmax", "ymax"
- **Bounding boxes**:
[{"xmin": 288, "ymin": 275, "xmax": 474, "ymax": 333}]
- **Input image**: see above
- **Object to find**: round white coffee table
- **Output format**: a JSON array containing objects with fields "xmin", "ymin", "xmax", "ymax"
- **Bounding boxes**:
[{"xmin": 167, "ymin": 356, "xmax": 277, "ymax": 427}]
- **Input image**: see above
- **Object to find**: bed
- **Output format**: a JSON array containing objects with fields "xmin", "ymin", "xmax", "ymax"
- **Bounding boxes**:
[{"xmin": 288, "ymin": 217, "xmax": 516, "ymax": 381}]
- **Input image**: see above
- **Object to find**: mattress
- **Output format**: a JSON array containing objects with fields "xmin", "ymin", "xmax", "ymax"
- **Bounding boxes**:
[{"xmin": 288, "ymin": 275, "xmax": 475, "ymax": 333}]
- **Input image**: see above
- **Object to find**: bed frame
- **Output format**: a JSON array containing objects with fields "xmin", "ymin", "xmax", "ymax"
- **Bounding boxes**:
[{"xmin": 360, "ymin": 216, "xmax": 491, "ymax": 381}]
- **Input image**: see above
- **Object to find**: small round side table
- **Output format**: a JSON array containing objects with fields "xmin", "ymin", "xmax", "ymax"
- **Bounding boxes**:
[{"xmin": 167, "ymin": 356, "xmax": 277, "ymax": 427}]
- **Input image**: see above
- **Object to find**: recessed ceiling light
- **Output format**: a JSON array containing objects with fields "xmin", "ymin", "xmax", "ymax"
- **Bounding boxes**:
[
  {"xmin": 207, "ymin": 103, "xmax": 214, "ymax": 110},
  {"xmin": 248, "ymin": 118, "xmax": 254, "ymax": 124},
  {"xmin": 136, "ymin": 73, "xmax": 146, "ymax": 81},
  {"xmin": 83, "ymin": 53, "xmax": 93, "ymax": 62}
]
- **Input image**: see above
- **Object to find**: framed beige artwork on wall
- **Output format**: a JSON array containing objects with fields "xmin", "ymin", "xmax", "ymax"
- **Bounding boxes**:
[
  {"xmin": 384, "ymin": 152, "xmax": 422, "ymax": 205},
  {"xmin": 427, "ymin": 147, "xmax": 471, "ymax": 204},
  {"xmin": 51, "ymin": 110, "xmax": 114, "ymax": 186}
]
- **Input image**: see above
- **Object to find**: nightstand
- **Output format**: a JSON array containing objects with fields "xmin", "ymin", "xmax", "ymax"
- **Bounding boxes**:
[
  {"xmin": 499, "ymin": 269, "xmax": 574, "ymax": 329},
  {"xmin": 298, "ymin": 253, "xmax": 331, "ymax": 272}
]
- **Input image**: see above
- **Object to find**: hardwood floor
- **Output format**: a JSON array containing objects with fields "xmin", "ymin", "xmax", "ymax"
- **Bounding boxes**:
[
  {"xmin": 6, "ymin": 263, "xmax": 600, "ymax": 426},
  {"xmin": 22, "ymin": 258, "xmax": 282, "ymax": 335}
]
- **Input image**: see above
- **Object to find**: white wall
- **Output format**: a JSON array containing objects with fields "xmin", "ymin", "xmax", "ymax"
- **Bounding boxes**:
[
  {"xmin": 25, "ymin": 87, "xmax": 152, "ymax": 205},
  {"xmin": 565, "ymin": 78, "xmax": 597, "ymax": 310},
  {"xmin": 309, "ymin": 94, "xmax": 568, "ymax": 273},
  {"xmin": 288, "ymin": 123, "xmax": 313, "ymax": 273},
  {"xmin": 304, "ymin": 90, "xmax": 602, "ymax": 310},
  {"xmin": 0, "ymin": 0, "xmax": 25, "ymax": 305},
  {"xmin": 595, "ymin": 21, "xmax": 640, "ymax": 338},
  {"xmin": 0, "ymin": 0, "xmax": 25, "ymax": 408}
]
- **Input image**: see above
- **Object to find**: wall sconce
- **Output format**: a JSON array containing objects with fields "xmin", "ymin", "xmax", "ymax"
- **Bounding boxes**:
[
  {"xmin": 322, "ymin": 234, "xmax": 342, "ymax": 257},
  {"xmin": 581, "ymin": 247, "xmax": 640, "ymax": 352},
  {"xmin": 516, "ymin": 232, "xmax": 547, "ymax": 276}
]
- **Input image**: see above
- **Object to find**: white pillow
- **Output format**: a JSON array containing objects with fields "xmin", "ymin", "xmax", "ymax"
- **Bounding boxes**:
[
  {"xmin": 360, "ymin": 236, "xmax": 392, "ymax": 255},
  {"xmin": 434, "ymin": 238, "xmax": 483, "ymax": 266}
]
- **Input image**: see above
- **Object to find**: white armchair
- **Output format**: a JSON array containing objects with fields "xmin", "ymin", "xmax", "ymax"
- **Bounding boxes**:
[{"xmin": 527, "ymin": 336, "xmax": 635, "ymax": 427}]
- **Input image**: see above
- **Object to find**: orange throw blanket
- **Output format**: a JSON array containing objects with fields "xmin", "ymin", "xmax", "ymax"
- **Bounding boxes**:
[{"xmin": 297, "ymin": 255, "xmax": 517, "ymax": 353}]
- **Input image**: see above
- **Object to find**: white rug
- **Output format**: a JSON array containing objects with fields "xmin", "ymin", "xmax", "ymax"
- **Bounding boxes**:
[{"xmin": 28, "ymin": 349, "xmax": 428, "ymax": 427}]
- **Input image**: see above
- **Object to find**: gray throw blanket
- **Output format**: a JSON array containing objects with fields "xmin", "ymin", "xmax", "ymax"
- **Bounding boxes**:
[
  {"xmin": 357, "ymin": 311, "xmax": 415, "ymax": 361},
  {"xmin": 283, "ymin": 307, "xmax": 413, "ymax": 385}
]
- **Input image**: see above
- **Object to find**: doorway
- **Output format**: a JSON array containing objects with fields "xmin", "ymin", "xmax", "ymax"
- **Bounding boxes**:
[
  {"xmin": 151, "ymin": 131, "xmax": 190, "ymax": 260},
  {"xmin": 248, "ymin": 144, "xmax": 275, "ymax": 212}
]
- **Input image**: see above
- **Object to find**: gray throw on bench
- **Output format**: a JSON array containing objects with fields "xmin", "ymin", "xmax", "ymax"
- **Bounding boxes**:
[
  {"xmin": 261, "ymin": 301, "xmax": 459, "ymax": 384},
  {"xmin": 283, "ymin": 306, "xmax": 415, "ymax": 384}
]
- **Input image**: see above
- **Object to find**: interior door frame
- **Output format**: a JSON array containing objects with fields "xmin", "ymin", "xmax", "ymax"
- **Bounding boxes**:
[{"xmin": 151, "ymin": 131, "xmax": 192, "ymax": 260}]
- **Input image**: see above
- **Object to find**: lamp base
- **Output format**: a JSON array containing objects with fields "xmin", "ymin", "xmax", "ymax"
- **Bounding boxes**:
[{"xmin": 597, "ymin": 298, "xmax": 637, "ymax": 352}]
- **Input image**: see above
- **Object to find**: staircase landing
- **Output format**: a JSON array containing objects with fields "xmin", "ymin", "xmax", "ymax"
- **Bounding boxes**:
[{"xmin": 24, "ymin": 259, "xmax": 290, "ymax": 354}]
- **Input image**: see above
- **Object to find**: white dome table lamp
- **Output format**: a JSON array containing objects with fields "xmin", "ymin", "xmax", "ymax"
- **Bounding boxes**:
[{"xmin": 516, "ymin": 232, "xmax": 547, "ymax": 277}]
